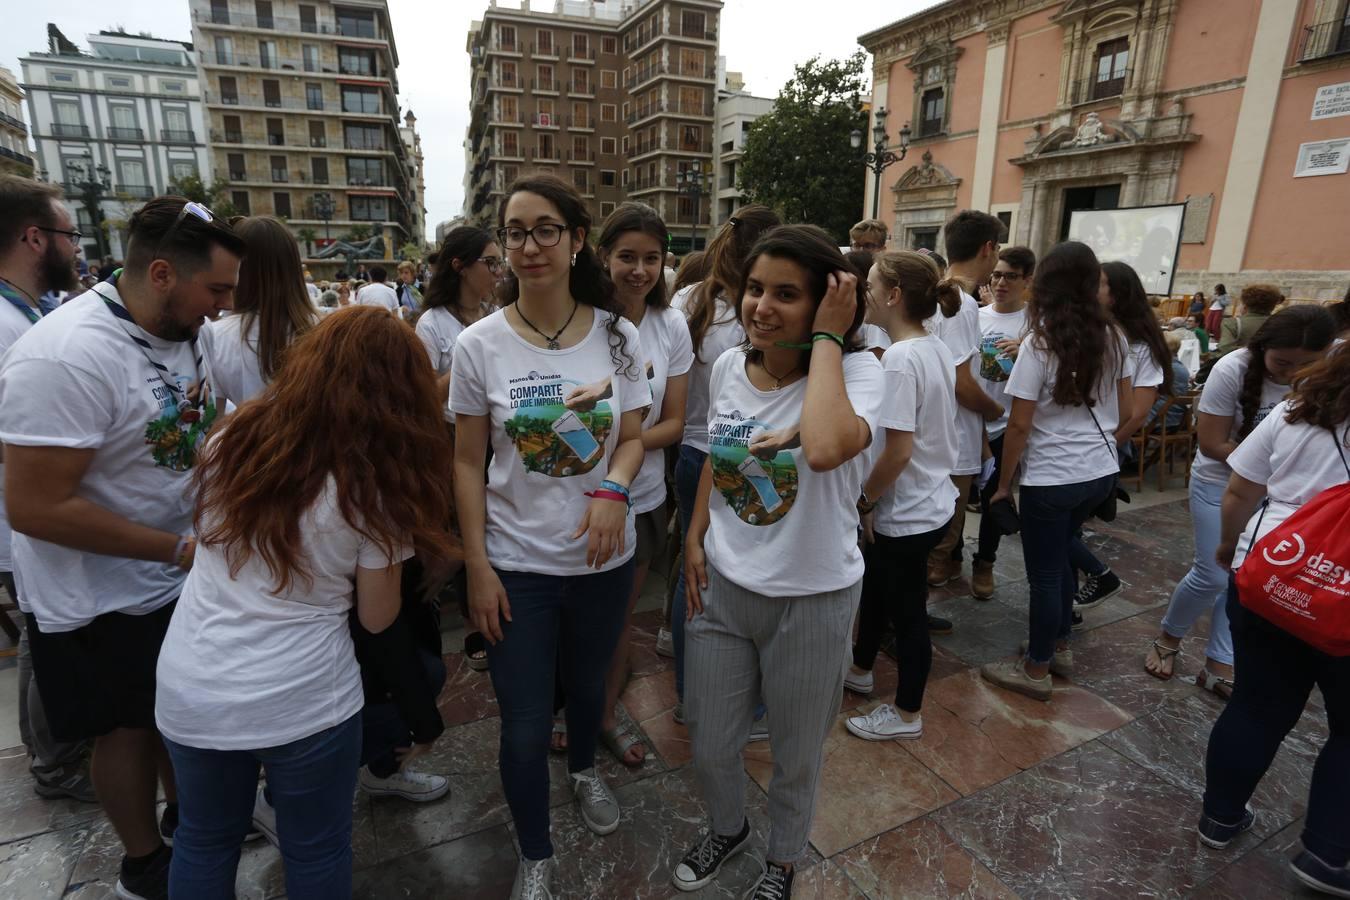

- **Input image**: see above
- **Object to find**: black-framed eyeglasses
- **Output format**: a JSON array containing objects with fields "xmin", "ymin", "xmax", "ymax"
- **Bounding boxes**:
[
  {"xmin": 990, "ymin": 271, "xmax": 1024, "ymax": 283},
  {"xmin": 496, "ymin": 224, "xmax": 564, "ymax": 251},
  {"xmin": 155, "ymin": 201, "xmax": 216, "ymax": 259},
  {"xmin": 477, "ymin": 256, "xmax": 504, "ymax": 273},
  {"xmin": 35, "ymin": 226, "xmax": 83, "ymax": 246}
]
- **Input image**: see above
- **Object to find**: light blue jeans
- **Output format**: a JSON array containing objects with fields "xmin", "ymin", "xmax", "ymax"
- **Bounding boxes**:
[{"xmin": 1159, "ymin": 475, "xmax": 1233, "ymax": 665}]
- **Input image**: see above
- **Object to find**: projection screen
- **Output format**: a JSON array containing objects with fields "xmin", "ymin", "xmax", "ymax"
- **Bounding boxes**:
[{"xmin": 1067, "ymin": 203, "xmax": 1186, "ymax": 296}]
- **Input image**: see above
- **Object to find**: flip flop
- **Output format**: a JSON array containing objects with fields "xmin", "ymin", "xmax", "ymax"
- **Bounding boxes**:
[
  {"xmin": 1196, "ymin": 667, "xmax": 1234, "ymax": 700},
  {"xmin": 1144, "ymin": 639, "xmax": 1181, "ymax": 681},
  {"xmin": 600, "ymin": 726, "xmax": 646, "ymax": 768}
]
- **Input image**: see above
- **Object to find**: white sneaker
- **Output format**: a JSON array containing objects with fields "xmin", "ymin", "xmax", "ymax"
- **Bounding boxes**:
[
  {"xmin": 251, "ymin": 786, "xmax": 278, "ymax": 848},
  {"xmin": 846, "ymin": 704, "xmax": 922, "ymax": 741},
  {"xmin": 844, "ymin": 667, "xmax": 874, "ymax": 694},
  {"xmin": 655, "ymin": 627, "xmax": 675, "ymax": 658},
  {"xmin": 570, "ymin": 768, "xmax": 620, "ymax": 835},
  {"xmin": 510, "ymin": 855, "xmax": 556, "ymax": 900},
  {"xmin": 359, "ymin": 766, "xmax": 450, "ymax": 802}
]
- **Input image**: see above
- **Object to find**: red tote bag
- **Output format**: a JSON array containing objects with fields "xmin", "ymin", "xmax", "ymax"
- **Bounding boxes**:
[{"xmin": 1235, "ymin": 475, "xmax": 1350, "ymax": 656}]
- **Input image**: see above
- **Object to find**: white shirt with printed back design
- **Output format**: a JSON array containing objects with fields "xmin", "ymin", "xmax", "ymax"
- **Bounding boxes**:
[
  {"xmin": 0, "ymin": 284, "xmax": 211, "ymax": 631},
  {"xmin": 703, "ymin": 348, "xmax": 883, "ymax": 597},
  {"xmin": 450, "ymin": 307, "xmax": 647, "ymax": 576}
]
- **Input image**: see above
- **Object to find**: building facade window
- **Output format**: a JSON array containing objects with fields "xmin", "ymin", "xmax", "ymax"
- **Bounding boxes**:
[
  {"xmin": 907, "ymin": 41, "xmax": 961, "ymax": 140},
  {"xmin": 600, "ymin": 169, "xmax": 615, "ymax": 186},
  {"xmin": 350, "ymin": 195, "xmax": 387, "ymax": 220},
  {"xmin": 1092, "ymin": 37, "xmax": 1129, "ymax": 100},
  {"xmin": 232, "ymin": 190, "xmax": 250, "ymax": 214},
  {"xmin": 227, "ymin": 153, "xmax": 246, "ymax": 180},
  {"xmin": 259, "ymin": 40, "xmax": 278, "ymax": 70},
  {"xmin": 270, "ymin": 155, "xmax": 288, "ymax": 182},
  {"xmin": 601, "ymin": 69, "xmax": 616, "ymax": 89},
  {"xmin": 107, "ymin": 75, "xmax": 131, "ymax": 89},
  {"xmin": 498, "ymin": 25, "xmax": 517, "ymax": 51},
  {"xmin": 347, "ymin": 157, "xmax": 384, "ymax": 184},
  {"xmin": 339, "ymin": 48, "xmax": 376, "ymax": 77},
  {"xmin": 299, "ymin": 4, "xmax": 317, "ymax": 33},
  {"xmin": 602, "ymin": 36, "xmax": 617, "ymax": 55},
  {"xmin": 305, "ymin": 83, "xmax": 324, "ymax": 110},
  {"xmin": 309, "ymin": 120, "xmax": 326, "ymax": 146},
  {"xmin": 535, "ymin": 30, "xmax": 553, "ymax": 55},
  {"xmin": 600, "ymin": 201, "xmax": 615, "ymax": 216},
  {"xmin": 341, "ymin": 86, "xmax": 379, "ymax": 114},
  {"xmin": 501, "ymin": 130, "xmax": 519, "ymax": 156},
  {"xmin": 303, "ymin": 45, "xmax": 320, "ymax": 72},
  {"xmin": 680, "ymin": 123, "xmax": 702, "ymax": 152},
  {"xmin": 50, "ymin": 71, "xmax": 75, "ymax": 84},
  {"xmin": 919, "ymin": 87, "xmax": 945, "ymax": 137},
  {"xmin": 571, "ymin": 101, "xmax": 588, "ymax": 127},
  {"xmin": 601, "ymin": 103, "xmax": 616, "ymax": 122},
  {"xmin": 344, "ymin": 123, "xmax": 383, "ymax": 150},
  {"xmin": 311, "ymin": 156, "xmax": 328, "ymax": 183},
  {"xmin": 600, "ymin": 136, "xmax": 616, "ymax": 155},
  {"xmin": 273, "ymin": 191, "xmax": 291, "ymax": 218},
  {"xmin": 338, "ymin": 9, "xmax": 377, "ymax": 39},
  {"xmin": 262, "ymin": 80, "xmax": 281, "ymax": 107}
]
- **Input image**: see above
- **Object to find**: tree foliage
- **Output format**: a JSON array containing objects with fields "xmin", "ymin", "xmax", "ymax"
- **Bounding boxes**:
[
  {"xmin": 167, "ymin": 174, "xmax": 239, "ymax": 219},
  {"xmin": 738, "ymin": 52, "xmax": 870, "ymax": 244}
]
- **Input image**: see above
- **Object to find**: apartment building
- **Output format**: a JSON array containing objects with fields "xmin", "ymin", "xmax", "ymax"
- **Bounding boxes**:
[
  {"xmin": 399, "ymin": 109, "xmax": 426, "ymax": 247},
  {"xmin": 0, "ymin": 67, "xmax": 34, "ymax": 177},
  {"xmin": 20, "ymin": 28, "xmax": 209, "ymax": 260},
  {"xmin": 710, "ymin": 72, "xmax": 772, "ymax": 227},
  {"xmin": 190, "ymin": 0, "xmax": 414, "ymax": 265},
  {"xmin": 463, "ymin": 0, "xmax": 723, "ymax": 251}
]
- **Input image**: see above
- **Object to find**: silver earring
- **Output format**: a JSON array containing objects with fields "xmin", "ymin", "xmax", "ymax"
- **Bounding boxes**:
[{"xmin": 571, "ymin": 253, "xmax": 577, "ymax": 267}]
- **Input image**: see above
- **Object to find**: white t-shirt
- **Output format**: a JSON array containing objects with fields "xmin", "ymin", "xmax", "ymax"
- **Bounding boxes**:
[
  {"xmin": 198, "ymin": 314, "xmax": 270, "ymax": 406},
  {"xmin": 356, "ymin": 282, "xmax": 399, "ymax": 313},
  {"xmin": 925, "ymin": 290, "xmax": 982, "ymax": 475},
  {"xmin": 673, "ymin": 284, "xmax": 746, "ymax": 454},
  {"xmin": 703, "ymin": 348, "xmax": 883, "ymax": 597},
  {"xmin": 631, "ymin": 307, "xmax": 694, "ymax": 513},
  {"xmin": 155, "ymin": 479, "xmax": 411, "ymax": 750},
  {"xmin": 449, "ymin": 307, "xmax": 647, "ymax": 576},
  {"xmin": 1228, "ymin": 403, "xmax": 1350, "ymax": 569},
  {"xmin": 976, "ymin": 305, "xmax": 1028, "ymax": 439},
  {"xmin": 1126, "ymin": 341, "xmax": 1166, "ymax": 391},
  {"xmin": 1192, "ymin": 349, "xmax": 1289, "ymax": 487},
  {"xmin": 1005, "ymin": 331, "xmax": 1129, "ymax": 487},
  {"xmin": 858, "ymin": 324, "xmax": 891, "ymax": 354},
  {"xmin": 0, "ymin": 284, "xmax": 208, "ymax": 630},
  {"xmin": 0, "ymin": 300, "xmax": 40, "ymax": 573},
  {"xmin": 873, "ymin": 335, "xmax": 959, "ymax": 537},
  {"xmin": 416, "ymin": 306, "xmax": 470, "ymax": 423}
]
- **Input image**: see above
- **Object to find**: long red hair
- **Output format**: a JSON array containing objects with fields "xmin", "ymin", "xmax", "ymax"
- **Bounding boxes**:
[{"xmin": 194, "ymin": 305, "xmax": 457, "ymax": 592}]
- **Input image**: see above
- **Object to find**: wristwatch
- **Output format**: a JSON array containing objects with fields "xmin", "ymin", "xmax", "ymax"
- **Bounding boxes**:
[{"xmin": 857, "ymin": 490, "xmax": 878, "ymax": 514}]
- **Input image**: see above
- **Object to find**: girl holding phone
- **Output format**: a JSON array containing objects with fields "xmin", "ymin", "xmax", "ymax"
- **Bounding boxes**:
[
  {"xmin": 674, "ymin": 225, "xmax": 882, "ymax": 899},
  {"xmin": 449, "ymin": 175, "xmax": 647, "ymax": 900}
]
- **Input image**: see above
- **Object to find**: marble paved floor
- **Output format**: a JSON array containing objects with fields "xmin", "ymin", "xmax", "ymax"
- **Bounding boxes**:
[{"xmin": 0, "ymin": 495, "xmax": 1331, "ymax": 899}]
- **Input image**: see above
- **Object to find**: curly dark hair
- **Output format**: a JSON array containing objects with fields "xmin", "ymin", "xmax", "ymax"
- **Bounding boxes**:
[
  {"xmin": 1026, "ymin": 241, "xmax": 1120, "ymax": 406},
  {"xmin": 1102, "ymin": 261, "xmax": 1172, "ymax": 396},
  {"xmin": 495, "ymin": 174, "xmax": 635, "ymax": 376},
  {"xmin": 1286, "ymin": 344, "xmax": 1350, "ymax": 433},
  {"xmin": 1236, "ymin": 304, "xmax": 1335, "ymax": 438}
]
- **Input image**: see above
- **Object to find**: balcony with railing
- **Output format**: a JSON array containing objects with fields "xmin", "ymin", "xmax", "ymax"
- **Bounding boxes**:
[
  {"xmin": 107, "ymin": 126, "xmax": 145, "ymax": 141},
  {"xmin": 193, "ymin": 8, "xmax": 389, "ymax": 42},
  {"xmin": 529, "ymin": 146, "xmax": 561, "ymax": 163},
  {"xmin": 489, "ymin": 111, "xmax": 521, "ymax": 126},
  {"xmin": 1298, "ymin": 16, "xmax": 1350, "ymax": 62},
  {"xmin": 0, "ymin": 146, "xmax": 33, "ymax": 166},
  {"xmin": 529, "ymin": 42, "xmax": 558, "ymax": 60},
  {"xmin": 569, "ymin": 81, "xmax": 596, "ymax": 99},
  {"xmin": 161, "ymin": 129, "xmax": 196, "ymax": 144},
  {"xmin": 565, "ymin": 45, "xmax": 596, "ymax": 64},
  {"xmin": 626, "ymin": 99, "xmax": 716, "ymax": 125},
  {"xmin": 624, "ymin": 61, "xmax": 717, "ymax": 91},
  {"xmin": 491, "ymin": 73, "xmax": 522, "ymax": 91},
  {"xmin": 205, "ymin": 91, "xmax": 388, "ymax": 116},
  {"xmin": 345, "ymin": 136, "xmax": 389, "ymax": 151},
  {"xmin": 0, "ymin": 111, "xmax": 26, "ymax": 133},
  {"xmin": 531, "ymin": 113, "xmax": 560, "ymax": 129},
  {"xmin": 1071, "ymin": 66, "xmax": 1132, "ymax": 106},
  {"xmin": 198, "ymin": 50, "xmax": 391, "ymax": 80},
  {"xmin": 566, "ymin": 114, "xmax": 594, "ymax": 131},
  {"xmin": 531, "ymin": 78, "xmax": 559, "ymax": 94},
  {"xmin": 622, "ymin": 19, "xmax": 717, "ymax": 53},
  {"xmin": 486, "ymin": 40, "xmax": 521, "ymax": 57},
  {"xmin": 116, "ymin": 184, "xmax": 154, "ymax": 200},
  {"xmin": 51, "ymin": 123, "xmax": 90, "ymax": 138},
  {"xmin": 566, "ymin": 149, "xmax": 595, "ymax": 164}
]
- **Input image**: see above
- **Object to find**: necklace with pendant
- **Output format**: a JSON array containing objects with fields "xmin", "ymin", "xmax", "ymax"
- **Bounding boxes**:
[
  {"xmin": 760, "ymin": 358, "xmax": 800, "ymax": 390},
  {"xmin": 516, "ymin": 300, "xmax": 578, "ymax": 350}
]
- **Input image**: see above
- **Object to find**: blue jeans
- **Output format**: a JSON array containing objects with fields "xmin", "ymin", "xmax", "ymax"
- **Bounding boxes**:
[
  {"xmin": 1067, "ymin": 531, "xmax": 1109, "ymax": 580},
  {"xmin": 1159, "ymin": 476, "xmax": 1234, "ymax": 665},
  {"xmin": 361, "ymin": 650, "xmax": 447, "ymax": 778},
  {"xmin": 489, "ymin": 562, "xmax": 634, "ymax": 860},
  {"xmin": 670, "ymin": 444, "xmax": 706, "ymax": 701},
  {"xmin": 165, "ymin": 712, "xmax": 362, "ymax": 900},
  {"xmin": 1018, "ymin": 475, "xmax": 1115, "ymax": 663}
]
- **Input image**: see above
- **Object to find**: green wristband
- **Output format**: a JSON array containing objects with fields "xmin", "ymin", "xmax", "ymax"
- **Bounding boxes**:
[{"xmin": 812, "ymin": 331, "xmax": 846, "ymax": 349}]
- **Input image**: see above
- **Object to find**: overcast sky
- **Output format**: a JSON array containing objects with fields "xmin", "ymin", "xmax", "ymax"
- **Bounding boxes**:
[{"xmin": 4, "ymin": 0, "xmax": 932, "ymax": 233}]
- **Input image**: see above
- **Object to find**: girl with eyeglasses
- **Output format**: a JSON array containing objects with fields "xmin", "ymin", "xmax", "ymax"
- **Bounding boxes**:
[
  {"xmin": 449, "ymin": 175, "xmax": 647, "ymax": 900},
  {"xmin": 416, "ymin": 226, "xmax": 502, "ymax": 409}
]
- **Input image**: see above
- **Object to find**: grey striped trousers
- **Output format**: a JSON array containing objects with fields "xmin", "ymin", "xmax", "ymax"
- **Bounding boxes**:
[{"xmin": 684, "ymin": 563, "xmax": 859, "ymax": 862}]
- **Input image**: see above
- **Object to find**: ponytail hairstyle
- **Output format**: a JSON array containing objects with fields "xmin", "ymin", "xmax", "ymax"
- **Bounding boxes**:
[
  {"xmin": 1235, "ymin": 304, "xmax": 1335, "ymax": 438},
  {"xmin": 872, "ymin": 250, "xmax": 962, "ymax": 323},
  {"xmin": 1026, "ymin": 241, "xmax": 1120, "ymax": 407},
  {"xmin": 496, "ymin": 174, "xmax": 634, "ymax": 374},
  {"xmin": 736, "ymin": 224, "xmax": 867, "ymax": 370},
  {"xmin": 595, "ymin": 202, "xmax": 670, "ymax": 309},
  {"xmin": 1102, "ymin": 260, "xmax": 1172, "ymax": 396},
  {"xmin": 230, "ymin": 216, "xmax": 320, "ymax": 380},
  {"xmin": 688, "ymin": 204, "xmax": 780, "ymax": 360},
  {"xmin": 843, "ymin": 249, "xmax": 874, "ymax": 281},
  {"xmin": 422, "ymin": 225, "xmax": 496, "ymax": 325}
]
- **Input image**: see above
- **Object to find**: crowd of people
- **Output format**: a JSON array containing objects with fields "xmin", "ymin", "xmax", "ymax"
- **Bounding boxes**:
[{"xmin": 0, "ymin": 170, "xmax": 1346, "ymax": 900}]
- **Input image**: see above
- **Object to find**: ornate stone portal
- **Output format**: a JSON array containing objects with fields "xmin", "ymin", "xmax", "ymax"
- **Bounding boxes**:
[{"xmin": 889, "ymin": 150, "xmax": 963, "ymax": 251}]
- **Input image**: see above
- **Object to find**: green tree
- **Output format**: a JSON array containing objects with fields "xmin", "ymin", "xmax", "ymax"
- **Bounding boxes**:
[
  {"xmin": 296, "ymin": 227, "xmax": 318, "ymax": 256},
  {"xmin": 347, "ymin": 223, "xmax": 372, "ymax": 242},
  {"xmin": 167, "ymin": 174, "xmax": 239, "ymax": 219},
  {"xmin": 738, "ymin": 52, "xmax": 869, "ymax": 243},
  {"xmin": 399, "ymin": 241, "xmax": 423, "ymax": 262}
]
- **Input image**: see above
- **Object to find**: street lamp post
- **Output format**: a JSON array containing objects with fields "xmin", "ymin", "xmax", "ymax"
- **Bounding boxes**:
[
  {"xmin": 675, "ymin": 168, "xmax": 708, "ymax": 253},
  {"xmin": 66, "ymin": 160, "xmax": 112, "ymax": 263},
  {"xmin": 851, "ymin": 107, "xmax": 912, "ymax": 221},
  {"xmin": 313, "ymin": 191, "xmax": 335, "ymax": 243}
]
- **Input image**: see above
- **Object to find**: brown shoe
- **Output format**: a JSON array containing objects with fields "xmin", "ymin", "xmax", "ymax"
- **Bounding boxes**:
[
  {"xmin": 927, "ymin": 558, "xmax": 960, "ymax": 587},
  {"xmin": 971, "ymin": 559, "xmax": 995, "ymax": 600}
]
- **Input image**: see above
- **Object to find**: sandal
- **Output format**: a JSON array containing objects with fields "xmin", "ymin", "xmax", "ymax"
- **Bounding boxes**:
[
  {"xmin": 1196, "ymin": 667, "xmax": 1234, "ymax": 700},
  {"xmin": 599, "ymin": 725, "xmax": 646, "ymax": 768},
  {"xmin": 463, "ymin": 631, "xmax": 489, "ymax": 672},
  {"xmin": 549, "ymin": 719, "xmax": 568, "ymax": 755},
  {"xmin": 1144, "ymin": 639, "xmax": 1181, "ymax": 681}
]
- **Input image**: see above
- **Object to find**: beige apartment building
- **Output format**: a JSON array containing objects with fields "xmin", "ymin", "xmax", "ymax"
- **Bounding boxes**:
[
  {"xmin": 190, "ymin": 0, "xmax": 416, "ymax": 267},
  {"xmin": 463, "ymin": 0, "xmax": 723, "ymax": 251},
  {"xmin": 0, "ymin": 67, "xmax": 34, "ymax": 177}
]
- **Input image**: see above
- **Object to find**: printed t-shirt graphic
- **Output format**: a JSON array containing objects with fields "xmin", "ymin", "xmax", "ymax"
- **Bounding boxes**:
[
  {"xmin": 979, "ymin": 334, "xmax": 1016, "ymax": 382},
  {"xmin": 708, "ymin": 411, "xmax": 799, "ymax": 526},
  {"xmin": 504, "ymin": 371, "xmax": 613, "ymax": 477}
]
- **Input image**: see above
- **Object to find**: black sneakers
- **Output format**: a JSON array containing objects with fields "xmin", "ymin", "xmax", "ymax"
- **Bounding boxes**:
[
  {"xmin": 1196, "ymin": 805, "xmax": 1256, "ymax": 849},
  {"xmin": 1291, "ymin": 850, "xmax": 1350, "ymax": 898},
  {"xmin": 926, "ymin": 614, "xmax": 954, "ymax": 635},
  {"xmin": 1074, "ymin": 570, "xmax": 1122, "ymax": 610},
  {"xmin": 114, "ymin": 844, "xmax": 171, "ymax": 900},
  {"xmin": 671, "ymin": 819, "xmax": 750, "ymax": 892},
  {"xmin": 160, "ymin": 801, "xmax": 263, "ymax": 847},
  {"xmin": 747, "ymin": 860, "xmax": 795, "ymax": 899}
]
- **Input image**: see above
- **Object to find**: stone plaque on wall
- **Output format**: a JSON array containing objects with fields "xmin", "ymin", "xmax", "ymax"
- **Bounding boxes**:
[{"xmin": 1181, "ymin": 194, "xmax": 1213, "ymax": 244}]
